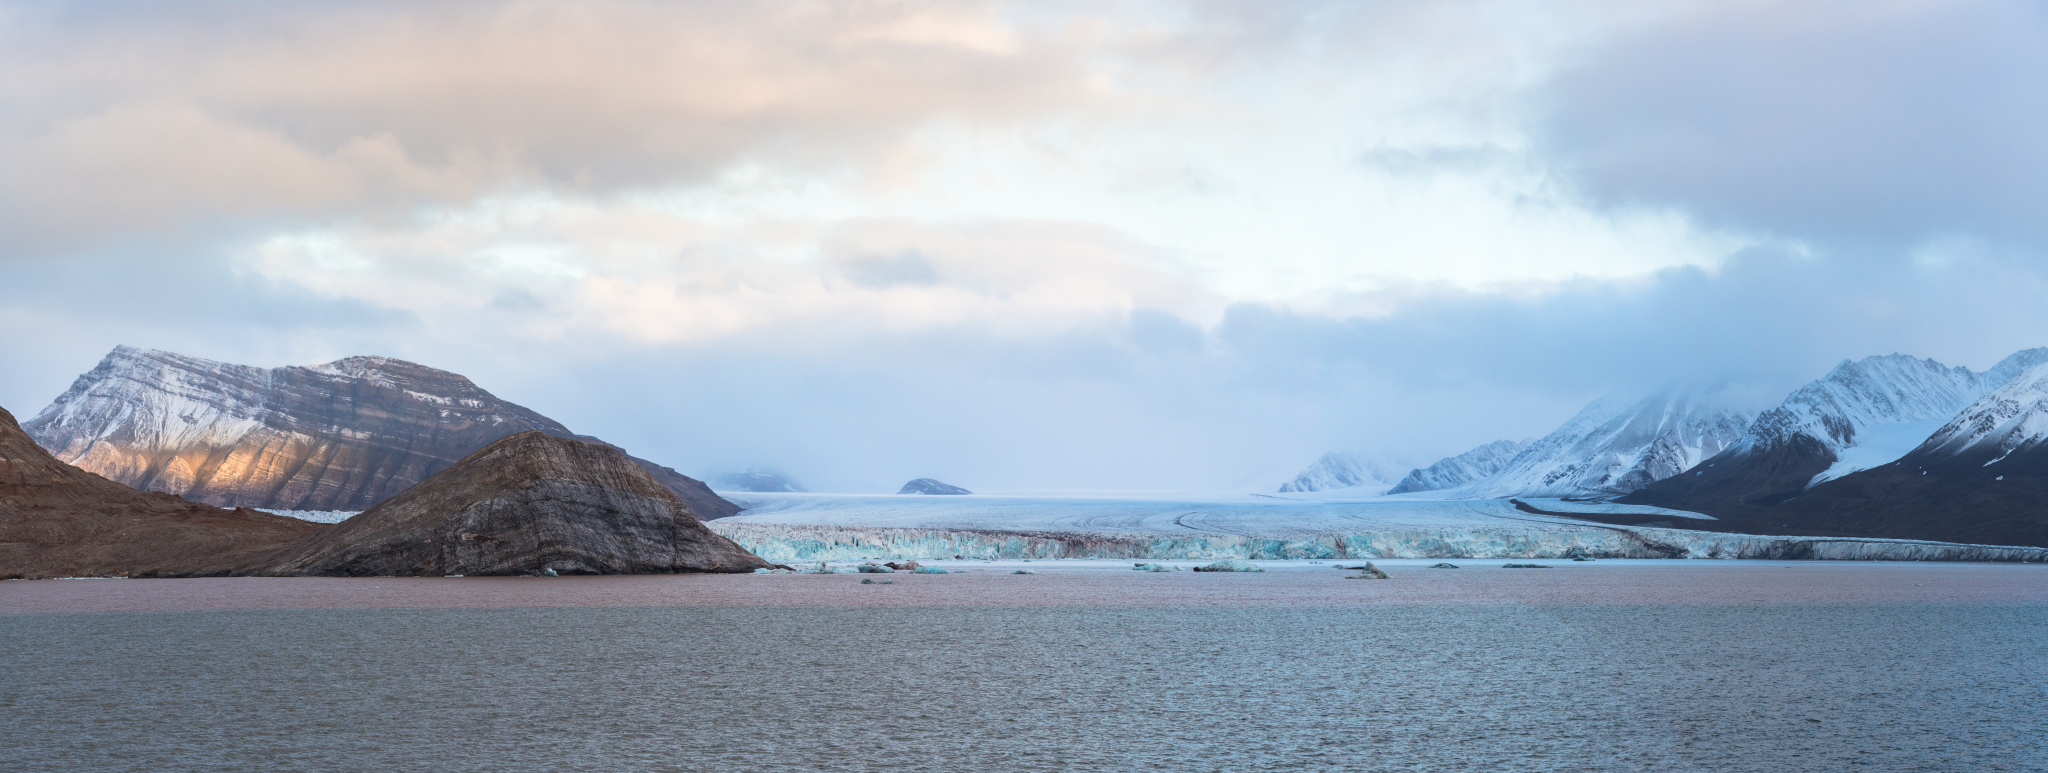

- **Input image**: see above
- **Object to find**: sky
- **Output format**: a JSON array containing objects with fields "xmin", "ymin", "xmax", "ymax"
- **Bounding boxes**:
[{"xmin": 3, "ymin": 0, "xmax": 2046, "ymax": 493}]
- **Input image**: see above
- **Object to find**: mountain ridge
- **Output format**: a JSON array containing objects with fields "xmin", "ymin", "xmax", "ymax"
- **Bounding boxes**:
[
  {"xmin": 24, "ymin": 346, "xmax": 740, "ymax": 519},
  {"xmin": 1623, "ymin": 348, "xmax": 2048, "ymax": 518}
]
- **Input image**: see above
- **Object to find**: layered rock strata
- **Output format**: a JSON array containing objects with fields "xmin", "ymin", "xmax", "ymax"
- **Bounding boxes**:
[{"xmin": 249, "ymin": 431, "xmax": 772, "ymax": 576}]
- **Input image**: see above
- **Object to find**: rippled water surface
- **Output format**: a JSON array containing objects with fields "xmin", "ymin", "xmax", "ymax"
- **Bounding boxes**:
[{"xmin": 3, "ymin": 563, "xmax": 2046, "ymax": 772}]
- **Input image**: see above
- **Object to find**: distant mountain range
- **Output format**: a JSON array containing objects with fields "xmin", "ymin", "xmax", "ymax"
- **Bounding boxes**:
[
  {"xmin": 1278, "ymin": 451, "xmax": 1421, "ymax": 494},
  {"xmin": 712, "ymin": 467, "xmax": 807, "ymax": 493},
  {"xmin": 1626, "ymin": 348, "xmax": 2048, "ymax": 547},
  {"xmin": 1286, "ymin": 346, "xmax": 2048, "ymax": 547},
  {"xmin": 1622, "ymin": 349, "xmax": 2048, "ymax": 515},
  {"xmin": 23, "ymin": 347, "xmax": 740, "ymax": 520},
  {"xmin": 1386, "ymin": 439, "xmax": 1528, "ymax": 494},
  {"xmin": 1287, "ymin": 387, "xmax": 1751, "ymax": 500}
]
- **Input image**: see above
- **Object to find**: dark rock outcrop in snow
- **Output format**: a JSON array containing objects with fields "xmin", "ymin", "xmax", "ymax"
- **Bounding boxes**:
[
  {"xmin": 712, "ymin": 467, "xmax": 807, "ymax": 493},
  {"xmin": 898, "ymin": 478, "xmax": 971, "ymax": 495},
  {"xmin": 248, "ymin": 431, "xmax": 771, "ymax": 576},
  {"xmin": 0, "ymin": 405, "xmax": 322, "ymax": 579},
  {"xmin": 24, "ymin": 346, "xmax": 740, "ymax": 519}
]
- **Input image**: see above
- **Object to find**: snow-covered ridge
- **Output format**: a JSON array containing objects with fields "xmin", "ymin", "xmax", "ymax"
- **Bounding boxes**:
[
  {"xmin": 1277, "ymin": 451, "xmax": 1418, "ymax": 494},
  {"xmin": 1913, "ymin": 361, "xmax": 2048, "ymax": 463},
  {"xmin": 1456, "ymin": 388, "xmax": 1752, "ymax": 498},
  {"xmin": 1387, "ymin": 438, "xmax": 1528, "ymax": 494},
  {"xmin": 1703, "ymin": 349, "xmax": 2048, "ymax": 487}
]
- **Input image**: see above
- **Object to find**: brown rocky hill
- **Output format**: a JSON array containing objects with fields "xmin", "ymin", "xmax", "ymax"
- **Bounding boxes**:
[
  {"xmin": 25, "ymin": 346, "xmax": 739, "ymax": 519},
  {"xmin": 0, "ymin": 405, "xmax": 322, "ymax": 579},
  {"xmin": 246, "ymin": 431, "xmax": 771, "ymax": 576}
]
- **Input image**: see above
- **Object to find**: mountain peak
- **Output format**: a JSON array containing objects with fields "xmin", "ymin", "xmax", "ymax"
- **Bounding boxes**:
[
  {"xmin": 23, "ymin": 347, "xmax": 738, "ymax": 519},
  {"xmin": 1458, "ymin": 386, "xmax": 1754, "ymax": 499},
  {"xmin": 1277, "ymin": 451, "xmax": 1420, "ymax": 494}
]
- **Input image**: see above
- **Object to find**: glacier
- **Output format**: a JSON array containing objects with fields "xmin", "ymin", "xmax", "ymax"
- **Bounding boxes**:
[
  {"xmin": 708, "ymin": 492, "xmax": 2048, "ymax": 562},
  {"xmin": 708, "ymin": 520, "xmax": 2048, "ymax": 563}
]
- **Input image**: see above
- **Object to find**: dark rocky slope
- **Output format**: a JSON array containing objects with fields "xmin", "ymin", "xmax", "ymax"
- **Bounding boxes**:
[
  {"xmin": 26, "ymin": 347, "xmax": 739, "ymax": 519},
  {"xmin": 1766, "ymin": 448, "xmax": 2048, "ymax": 548},
  {"xmin": 0, "ymin": 405, "xmax": 322, "ymax": 579},
  {"xmin": 1765, "ymin": 365, "xmax": 2048, "ymax": 548},
  {"xmin": 247, "ymin": 431, "xmax": 771, "ymax": 576}
]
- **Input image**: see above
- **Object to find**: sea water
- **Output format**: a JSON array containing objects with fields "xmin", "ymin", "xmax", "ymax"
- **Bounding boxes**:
[{"xmin": 2, "ymin": 562, "xmax": 2044, "ymax": 772}]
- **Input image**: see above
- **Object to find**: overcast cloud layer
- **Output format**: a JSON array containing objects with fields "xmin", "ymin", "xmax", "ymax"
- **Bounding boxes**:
[{"xmin": 3, "ymin": 0, "xmax": 2045, "ymax": 493}]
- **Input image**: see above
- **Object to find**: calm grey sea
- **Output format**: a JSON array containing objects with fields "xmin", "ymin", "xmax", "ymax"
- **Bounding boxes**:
[{"xmin": 3, "ymin": 597, "xmax": 2045, "ymax": 772}]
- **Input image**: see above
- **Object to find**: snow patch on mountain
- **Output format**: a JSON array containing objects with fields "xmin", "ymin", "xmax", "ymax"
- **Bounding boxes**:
[
  {"xmin": 1805, "ymin": 419, "xmax": 1952, "ymax": 487},
  {"xmin": 1277, "ymin": 451, "xmax": 1420, "ymax": 494},
  {"xmin": 1387, "ymin": 439, "xmax": 1529, "ymax": 494}
]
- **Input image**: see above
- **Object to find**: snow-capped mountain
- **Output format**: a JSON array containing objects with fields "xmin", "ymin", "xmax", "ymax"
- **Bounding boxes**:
[
  {"xmin": 1910, "ymin": 361, "xmax": 2048, "ymax": 464},
  {"xmin": 24, "ymin": 346, "xmax": 739, "ymax": 518},
  {"xmin": 1457, "ymin": 389, "xmax": 1753, "ymax": 499},
  {"xmin": 1278, "ymin": 451, "xmax": 1420, "ymax": 494},
  {"xmin": 1386, "ymin": 439, "xmax": 1529, "ymax": 495},
  {"xmin": 1623, "ymin": 348, "xmax": 2048, "ymax": 515},
  {"xmin": 1770, "ymin": 361, "xmax": 2048, "ymax": 548},
  {"xmin": 1744, "ymin": 351, "xmax": 2048, "ymax": 485}
]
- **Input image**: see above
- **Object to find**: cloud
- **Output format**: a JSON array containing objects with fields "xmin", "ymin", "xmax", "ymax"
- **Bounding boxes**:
[
  {"xmin": 0, "ymin": 0, "xmax": 1094, "ymax": 248},
  {"xmin": 241, "ymin": 197, "xmax": 1220, "ymax": 345},
  {"xmin": 4, "ymin": 1, "xmax": 2046, "ymax": 492},
  {"xmin": 1537, "ymin": 0, "xmax": 2048, "ymax": 245}
]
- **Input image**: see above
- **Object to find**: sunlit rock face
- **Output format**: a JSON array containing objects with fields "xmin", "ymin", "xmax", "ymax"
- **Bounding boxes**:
[{"xmin": 24, "ymin": 347, "xmax": 738, "ymax": 518}]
